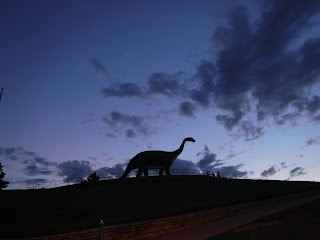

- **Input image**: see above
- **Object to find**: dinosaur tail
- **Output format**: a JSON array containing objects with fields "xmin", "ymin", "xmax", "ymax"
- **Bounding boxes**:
[{"xmin": 120, "ymin": 167, "xmax": 131, "ymax": 179}]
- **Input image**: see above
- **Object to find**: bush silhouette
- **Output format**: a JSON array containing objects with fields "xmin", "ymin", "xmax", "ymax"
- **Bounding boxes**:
[
  {"xmin": 86, "ymin": 172, "xmax": 100, "ymax": 183},
  {"xmin": 0, "ymin": 162, "xmax": 9, "ymax": 190}
]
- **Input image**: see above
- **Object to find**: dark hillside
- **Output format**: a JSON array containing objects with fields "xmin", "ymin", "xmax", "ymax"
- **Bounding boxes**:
[{"xmin": 1, "ymin": 176, "xmax": 320, "ymax": 238}]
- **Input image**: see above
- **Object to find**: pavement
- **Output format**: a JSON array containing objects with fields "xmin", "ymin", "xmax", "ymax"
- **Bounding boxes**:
[{"xmin": 150, "ymin": 189, "xmax": 320, "ymax": 240}]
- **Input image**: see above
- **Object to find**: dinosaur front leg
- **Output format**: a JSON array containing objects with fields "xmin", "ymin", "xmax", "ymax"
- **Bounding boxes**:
[
  {"xmin": 136, "ymin": 168, "xmax": 143, "ymax": 177},
  {"xmin": 143, "ymin": 169, "xmax": 149, "ymax": 176},
  {"xmin": 159, "ymin": 169, "xmax": 164, "ymax": 176},
  {"xmin": 165, "ymin": 168, "xmax": 171, "ymax": 175}
]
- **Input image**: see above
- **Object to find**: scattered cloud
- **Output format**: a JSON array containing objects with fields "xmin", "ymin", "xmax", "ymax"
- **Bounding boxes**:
[
  {"xmin": 197, "ymin": 145, "xmax": 224, "ymax": 171},
  {"xmin": 222, "ymin": 150, "xmax": 246, "ymax": 161},
  {"xmin": 125, "ymin": 129, "xmax": 137, "ymax": 138},
  {"xmin": 100, "ymin": 71, "xmax": 187, "ymax": 100},
  {"xmin": 14, "ymin": 178, "xmax": 48, "ymax": 186},
  {"xmin": 25, "ymin": 165, "xmax": 53, "ymax": 176},
  {"xmin": 147, "ymin": 72, "xmax": 187, "ymax": 97},
  {"xmin": 92, "ymin": 57, "xmax": 109, "ymax": 80},
  {"xmin": 179, "ymin": 101, "xmax": 198, "ymax": 118},
  {"xmin": 289, "ymin": 167, "xmax": 307, "ymax": 178},
  {"xmin": 172, "ymin": 159, "xmax": 197, "ymax": 169},
  {"xmin": 295, "ymin": 154, "xmax": 304, "ymax": 158},
  {"xmin": 281, "ymin": 162, "xmax": 288, "ymax": 168},
  {"xmin": 102, "ymin": 111, "xmax": 153, "ymax": 138},
  {"xmin": 96, "ymin": 1, "xmax": 320, "ymax": 141},
  {"xmin": 261, "ymin": 166, "xmax": 277, "ymax": 178},
  {"xmin": 101, "ymin": 83, "xmax": 144, "ymax": 98},
  {"xmin": 0, "ymin": 147, "xmax": 56, "ymax": 176},
  {"xmin": 240, "ymin": 121, "xmax": 264, "ymax": 141},
  {"xmin": 305, "ymin": 136, "xmax": 320, "ymax": 147},
  {"xmin": 218, "ymin": 164, "xmax": 253, "ymax": 178},
  {"xmin": 96, "ymin": 163, "xmax": 126, "ymax": 178},
  {"xmin": 196, "ymin": 145, "xmax": 252, "ymax": 178},
  {"xmin": 207, "ymin": 1, "xmax": 320, "ymax": 130}
]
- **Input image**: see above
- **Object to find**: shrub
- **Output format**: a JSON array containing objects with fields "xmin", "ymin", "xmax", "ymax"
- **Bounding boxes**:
[
  {"xmin": 86, "ymin": 172, "xmax": 100, "ymax": 183},
  {"xmin": 0, "ymin": 162, "xmax": 9, "ymax": 190}
]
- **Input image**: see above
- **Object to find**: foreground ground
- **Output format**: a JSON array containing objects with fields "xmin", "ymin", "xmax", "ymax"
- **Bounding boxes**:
[
  {"xmin": 208, "ymin": 196, "xmax": 320, "ymax": 240},
  {"xmin": 0, "ymin": 176, "xmax": 319, "ymax": 238}
]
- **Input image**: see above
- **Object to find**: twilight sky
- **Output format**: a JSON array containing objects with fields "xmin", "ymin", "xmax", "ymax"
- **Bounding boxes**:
[{"xmin": 1, "ymin": 0, "xmax": 320, "ymax": 189}]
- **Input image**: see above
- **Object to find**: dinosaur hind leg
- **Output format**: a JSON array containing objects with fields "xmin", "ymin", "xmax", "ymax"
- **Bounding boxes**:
[
  {"xmin": 143, "ymin": 169, "xmax": 149, "ymax": 176},
  {"xmin": 159, "ymin": 169, "xmax": 164, "ymax": 176},
  {"xmin": 165, "ymin": 168, "xmax": 171, "ymax": 176}
]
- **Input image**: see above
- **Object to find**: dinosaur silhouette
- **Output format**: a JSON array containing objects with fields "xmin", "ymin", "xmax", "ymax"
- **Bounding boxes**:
[{"xmin": 120, "ymin": 137, "xmax": 195, "ymax": 179}]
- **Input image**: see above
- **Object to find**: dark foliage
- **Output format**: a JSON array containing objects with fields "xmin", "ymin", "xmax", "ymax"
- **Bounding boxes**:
[
  {"xmin": 0, "ymin": 162, "xmax": 9, "ymax": 190},
  {"xmin": 86, "ymin": 172, "xmax": 100, "ymax": 183},
  {"xmin": 1, "ymin": 176, "xmax": 320, "ymax": 238}
]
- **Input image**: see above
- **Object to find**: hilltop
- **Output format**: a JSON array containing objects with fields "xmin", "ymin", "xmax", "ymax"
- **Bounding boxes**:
[{"xmin": 1, "ymin": 175, "xmax": 320, "ymax": 238}]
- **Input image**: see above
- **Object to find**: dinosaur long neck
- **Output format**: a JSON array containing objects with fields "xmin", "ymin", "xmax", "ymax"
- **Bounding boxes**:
[{"xmin": 174, "ymin": 139, "xmax": 187, "ymax": 156}]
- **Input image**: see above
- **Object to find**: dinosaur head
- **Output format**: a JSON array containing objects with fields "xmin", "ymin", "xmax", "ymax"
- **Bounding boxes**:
[{"xmin": 184, "ymin": 137, "xmax": 195, "ymax": 143}]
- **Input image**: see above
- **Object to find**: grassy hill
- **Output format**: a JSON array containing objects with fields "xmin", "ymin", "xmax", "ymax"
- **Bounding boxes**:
[{"xmin": 1, "ymin": 175, "xmax": 320, "ymax": 238}]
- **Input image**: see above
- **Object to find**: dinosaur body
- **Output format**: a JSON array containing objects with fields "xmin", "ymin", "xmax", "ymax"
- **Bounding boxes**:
[{"xmin": 120, "ymin": 137, "xmax": 195, "ymax": 179}]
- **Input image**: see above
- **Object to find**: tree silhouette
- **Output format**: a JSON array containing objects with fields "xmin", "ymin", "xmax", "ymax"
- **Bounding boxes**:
[
  {"xmin": 87, "ymin": 172, "xmax": 100, "ymax": 183},
  {"xmin": 0, "ymin": 162, "xmax": 9, "ymax": 190},
  {"xmin": 0, "ymin": 88, "xmax": 3, "ymax": 103}
]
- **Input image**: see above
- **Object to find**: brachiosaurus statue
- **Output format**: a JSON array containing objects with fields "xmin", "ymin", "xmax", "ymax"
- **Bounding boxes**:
[{"xmin": 120, "ymin": 137, "xmax": 195, "ymax": 179}]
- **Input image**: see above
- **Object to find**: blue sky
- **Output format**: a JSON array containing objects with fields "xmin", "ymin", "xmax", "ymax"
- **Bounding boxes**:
[{"xmin": 1, "ymin": 0, "xmax": 320, "ymax": 189}]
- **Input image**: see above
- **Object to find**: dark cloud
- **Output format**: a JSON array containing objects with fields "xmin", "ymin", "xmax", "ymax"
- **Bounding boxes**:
[
  {"xmin": 313, "ymin": 114, "xmax": 320, "ymax": 122},
  {"xmin": 96, "ymin": 163, "xmax": 126, "ymax": 178},
  {"xmin": 289, "ymin": 167, "xmax": 307, "ymax": 178},
  {"xmin": 216, "ymin": 111, "xmax": 244, "ymax": 131},
  {"xmin": 179, "ymin": 101, "xmax": 197, "ymax": 117},
  {"xmin": 57, "ymin": 160, "xmax": 92, "ymax": 181},
  {"xmin": 306, "ymin": 95, "xmax": 320, "ymax": 114},
  {"xmin": 171, "ymin": 158, "xmax": 197, "ymax": 169},
  {"xmin": 295, "ymin": 154, "xmax": 304, "ymax": 158},
  {"xmin": 189, "ymin": 60, "xmax": 216, "ymax": 108},
  {"xmin": 276, "ymin": 113, "xmax": 300, "ymax": 125},
  {"xmin": 281, "ymin": 162, "xmax": 288, "ymax": 168},
  {"xmin": 0, "ymin": 147, "xmax": 20, "ymax": 158},
  {"xmin": 97, "ymin": 1, "xmax": 320, "ymax": 140},
  {"xmin": 147, "ymin": 72, "xmax": 186, "ymax": 97},
  {"xmin": 92, "ymin": 57, "xmax": 109, "ymax": 79},
  {"xmin": 101, "ymin": 83, "xmax": 143, "ymax": 98},
  {"xmin": 196, "ymin": 145, "xmax": 251, "ymax": 178},
  {"xmin": 208, "ymin": 1, "xmax": 320, "ymax": 130},
  {"xmin": 102, "ymin": 111, "xmax": 152, "ymax": 138},
  {"xmin": 240, "ymin": 121, "xmax": 264, "ymax": 141},
  {"xmin": 197, "ymin": 145, "xmax": 222, "ymax": 171},
  {"xmin": 100, "ymin": 71, "xmax": 187, "ymax": 99},
  {"xmin": 305, "ymin": 136, "xmax": 320, "ymax": 146},
  {"xmin": 125, "ymin": 129, "xmax": 137, "ymax": 138},
  {"xmin": 0, "ymin": 147, "xmax": 56, "ymax": 176},
  {"xmin": 261, "ymin": 166, "xmax": 277, "ymax": 178},
  {"xmin": 16, "ymin": 178, "xmax": 48, "ymax": 186},
  {"xmin": 218, "ymin": 165, "xmax": 252, "ymax": 178},
  {"xmin": 25, "ymin": 165, "xmax": 53, "ymax": 176}
]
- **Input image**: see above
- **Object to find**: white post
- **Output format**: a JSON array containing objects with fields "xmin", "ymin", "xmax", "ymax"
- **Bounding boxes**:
[{"xmin": 99, "ymin": 220, "xmax": 106, "ymax": 240}]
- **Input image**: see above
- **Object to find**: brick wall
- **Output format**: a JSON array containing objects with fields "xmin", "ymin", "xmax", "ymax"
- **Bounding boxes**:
[{"xmin": 28, "ymin": 190, "xmax": 317, "ymax": 240}]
